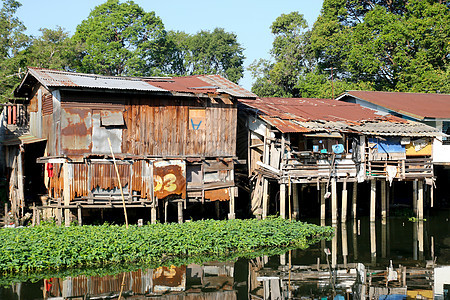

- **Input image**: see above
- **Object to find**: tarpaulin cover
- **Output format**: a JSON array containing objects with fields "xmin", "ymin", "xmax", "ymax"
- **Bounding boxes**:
[{"xmin": 369, "ymin": 138, "xmax": 405, "ymax": 153}]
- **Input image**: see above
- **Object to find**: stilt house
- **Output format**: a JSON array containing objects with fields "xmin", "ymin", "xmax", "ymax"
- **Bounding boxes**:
[
  {"xmin": 239, "ymin": 97, "xmax": 442, "ymax": 222},
  {"xmin": 4, "ymin": 67, "xmax": 256, "ymax": 225}
]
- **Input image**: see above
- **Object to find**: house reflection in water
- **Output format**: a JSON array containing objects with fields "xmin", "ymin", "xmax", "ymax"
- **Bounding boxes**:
[{"xmin": 43, "ymin": 262, "xmax": 236, "ymax": 299}]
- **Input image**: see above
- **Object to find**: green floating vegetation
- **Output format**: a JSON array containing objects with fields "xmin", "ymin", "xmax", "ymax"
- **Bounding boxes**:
[{"xmin": 0, "ymin": 217, "xmax": 334, "ymax": 275}]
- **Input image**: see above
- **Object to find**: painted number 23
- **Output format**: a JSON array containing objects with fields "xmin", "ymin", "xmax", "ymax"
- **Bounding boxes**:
[{"xmin": 154, "ymin": 173, "xmax": 177, "ymax": 192}]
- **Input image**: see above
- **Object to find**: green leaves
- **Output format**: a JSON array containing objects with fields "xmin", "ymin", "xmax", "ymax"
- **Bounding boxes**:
[
  {"xmin": 72, "ymin": 0, "xmax": 166, "ymax": 77},
  {"xmin": 0, "ymin": 218, "xmax": 334, "ymax": 275}
]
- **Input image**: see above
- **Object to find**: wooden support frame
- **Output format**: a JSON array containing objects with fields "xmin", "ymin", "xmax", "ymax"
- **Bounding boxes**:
[{"xmin": 370, "ymin": 179, "xmax": 376, "ymax": 223}]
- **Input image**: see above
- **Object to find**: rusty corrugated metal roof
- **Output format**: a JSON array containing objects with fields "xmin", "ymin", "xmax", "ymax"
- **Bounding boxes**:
[
  {"xmin": 24, "ymin": 68, "xmax": 165, "ymax": 92},
  {"xmin": 15, "ymin": 68, "xmax": 256, "ymax": 99},
  {"xmin": 260, "ymin": 115, "xmax": 310, "ymax": 133},
  {"xmin": 240, "ymin": 97, "xmax": 441, "ymax": 137},
  {"xmin": 339, "ymin": 91, "xmax": 450, "ymax": 120}
]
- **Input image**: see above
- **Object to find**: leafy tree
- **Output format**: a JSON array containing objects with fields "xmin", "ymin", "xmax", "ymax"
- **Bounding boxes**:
[
  {"xmin": 22, "ymin": 27, "xmax": 83, "ymax": 71},
  {"xmin": 251, "ymin": 0, "xmax": 450, "ymax": 97},
  {"xmin": 0, "ymin": 0, "xmax": 29, "ymax": 102},
  {"xmin": 167, "ymin": 28, "xmax": 245, "ymax": 83},
  {"xmin": 72, "ymin": 0, "xmax": 168, "ymax": 76},
  {"xmin": 310, "ymin": 0, "xmax": 450, "ymax": 92}
]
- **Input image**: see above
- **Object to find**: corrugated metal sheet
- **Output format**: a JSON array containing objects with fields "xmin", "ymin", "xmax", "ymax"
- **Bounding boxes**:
[
  {"xmin": 2, "ymin": 134, "xmax": 46, "ymax": 145},
  {"xmin": 26, "ymin": 68, "xmax": 165, "ymax": 92},
  {"xmin": 16, "ymin": 68, "xmax": 256, "ymax": 99},
  {"xmin": 339, "ymin": 90, "xmax": 450, "ymax": 120},
  {"xmin": 240, "ymin": 97, "xmax": 441, "ymax": 137},
  {"xmin": 200, "ymin": 75, "xmax": 257, "ymax": 98},
  {"xmin": 260, "ymin": 115, "xmax": 310, "ymax": 133}
]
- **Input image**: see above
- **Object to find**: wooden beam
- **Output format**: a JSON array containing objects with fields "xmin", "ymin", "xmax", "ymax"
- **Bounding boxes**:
[{"xmin": 413, "ymin": 180, "xmax": 418, "ymax": 216}]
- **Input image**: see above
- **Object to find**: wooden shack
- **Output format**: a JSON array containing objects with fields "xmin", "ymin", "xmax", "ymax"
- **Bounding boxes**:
[
  {"xmin": 6, "ymin": 67, "xmax": 255, "ymax": 225},
  {"xmin": 239, "ymin": 97, "xmax": 442, "ymax": 222}
]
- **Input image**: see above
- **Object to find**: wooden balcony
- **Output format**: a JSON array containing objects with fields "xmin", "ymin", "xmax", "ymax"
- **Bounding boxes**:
[{"xmin": 366, "ymin": 157, "xmax": 433, "ymax": 180}]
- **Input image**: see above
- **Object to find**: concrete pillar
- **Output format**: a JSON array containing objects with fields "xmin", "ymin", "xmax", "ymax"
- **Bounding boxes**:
[
  {"xmin": 341, "ymin": 179, "xmax": 348, "ymax": 223},
  {"xmin": 262, "ymin": 179, "xmax": 269, "ymax": 219},
  {"xmin": 280, "ymin": 184, "xmax": 286, "ymax": 219},
  {"xmin": 228, "ymin": 187, "xmax": 236, "ymax": 220},
  {"xmin": 352, "ymin": 182, "xmax": 358, "ymax": 219},
  {"xmin": 370, "ymin": 179, "xmax": 376, "ymax": 222},
  {"xmin": 331, "ymin": 178, "xmax": 337, "ymax": 224}
]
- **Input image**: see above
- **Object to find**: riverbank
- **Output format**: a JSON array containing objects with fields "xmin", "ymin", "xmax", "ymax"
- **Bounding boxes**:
[{"xmin": 0, "ymin": 217, "xmax": 334, "ymax": 274}]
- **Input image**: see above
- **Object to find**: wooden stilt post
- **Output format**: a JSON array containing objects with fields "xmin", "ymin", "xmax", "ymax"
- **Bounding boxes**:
[
  {"xmin": 228, "ymin": 187, "xmax": 236, "ymax": 220},
  {"xmin": 63, "ymin": 162, "xmax": 71, "ymax": 227},
  {"xmin": 262, "ymin": 179, "xmax": 269, "ymax": 219},
  {"xmin": 151, "ymin": 198, "xmax": 157, "ymax": 224},
  {"xmin": 413, "ymin": 180, "xmax": 418, "ymax": 216},
  {"xmin": 332, "ymin": 224, "xmax": 337, "ymax": 268},
  {"xmin": 292, "ymin": 183, "xmax": 299, "ymax": 220},
  {"xmin": 370, "ymin": 221, "xmax": 376, "ymax": 264},
  {"xmin": 381, "ymin": 180, "xmax": 387, "ymax": 222},
  {"xmin": 4, "ymin": 203, "xmax": 9, "ymax": 226},
  {"xmin": 320, "ymin": 183, "xmax": 326, "ymax": 221},
  {"xmin": 352, "ymin": 182, "xmax": 357, "ymax": 219},
  {"xmin": 341, "ymin": 222, "xmax": 348, "ymax": 268},
  {"xmin": 32, "ymin": 203, "xmax": 36, "ymax": 227},
  {"xmin": 56, "ymin": 198, "xmax": 62, "ymax": 226},
  {"xmin": 215, "ymin": 201, "xmax": 220, "ymax": 219},
  {"xmin": 370, "ymin": 179, "xmax": 376, "ymax": 223},
  {"xmin": 381, "ymin": 222, "xmax": 387, "ymax": 258},
  {"xmin": 280, "ymin": 184, "xmax": 286, "ymax": 219},
  {"xmin": 331, "ymin": 178, "xmax": 337, "ymax": 224},
  {"xmin": 77, "ymin": 206, "xmax": 82, "ymax": 226},
  {"xmin": 418, "ymin": 180, "xmax": 424, "ymax": 220},
  {"xmin": 17, "ymin": 149, "xmax": 24, "ymax": 221},
  {"xmin": 177, "ymin": 201, "xmax": 183, "ymax": 224},
  {"xmin": 341, "ymin": 178, "xmax": 348, "ymax": 223},
  {"xmin": 386, "ymin": 182, "xmax": 390, "ymax": 217},
  {"xmin": 164, "ymin": 200, "xmax": 168, "ymax": 223},
  {"xmin": 418, "ymin": 221, "xmax": 424, "ymax": 260}
]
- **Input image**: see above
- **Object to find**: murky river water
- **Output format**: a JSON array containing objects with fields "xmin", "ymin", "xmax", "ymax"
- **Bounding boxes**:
[{"xmin": 1, "ymin": 209, "xmax": 449, "ymax": 299}]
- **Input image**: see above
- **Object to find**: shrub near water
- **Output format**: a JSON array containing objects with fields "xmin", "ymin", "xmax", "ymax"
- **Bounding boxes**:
[{"xmin": 0, "ymin": 218, "xmax": 334, "ymax": 274}]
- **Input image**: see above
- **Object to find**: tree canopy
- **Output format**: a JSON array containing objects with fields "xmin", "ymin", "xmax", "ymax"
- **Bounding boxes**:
[
  {"xmin": 251, "ymin": 0, "xmax": 450, "ymax": 97},
  {"xmin": 0, "ymin": 0, "xmax": 246, "ymax": 101}
]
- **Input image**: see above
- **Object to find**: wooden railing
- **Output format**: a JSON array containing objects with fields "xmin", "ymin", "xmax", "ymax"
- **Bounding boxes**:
[
  {"xmin": 366, "ymin": 157, "xmax": 433, "ymax": 179},
  {"xmin": 281, "ymin": 152, "xmax": 357, "ymax": 180}
]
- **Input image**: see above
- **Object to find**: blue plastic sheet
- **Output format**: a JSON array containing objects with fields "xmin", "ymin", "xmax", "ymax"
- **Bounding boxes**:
[{"xmin": 369, "ymin": 138, "xmax": 405, "ymax": 153}]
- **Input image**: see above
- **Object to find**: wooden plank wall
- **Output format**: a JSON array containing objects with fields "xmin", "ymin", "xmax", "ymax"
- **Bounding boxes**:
[{"xmin": 123, "ymin": 97, "xmax": 237, "ymax": 158}]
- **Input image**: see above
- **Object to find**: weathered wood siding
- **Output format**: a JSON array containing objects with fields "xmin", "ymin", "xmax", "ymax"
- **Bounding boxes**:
[{"xmin": 123, "ymin": 97, "xmax": 237, "ymax": 157}]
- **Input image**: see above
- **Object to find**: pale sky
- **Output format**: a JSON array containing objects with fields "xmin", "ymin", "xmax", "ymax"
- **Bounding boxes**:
[{"xmin": 15, "ymin": 0, "xmax": 324, "ymax": 90}]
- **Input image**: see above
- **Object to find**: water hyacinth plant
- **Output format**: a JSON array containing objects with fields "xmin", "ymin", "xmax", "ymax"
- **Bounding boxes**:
[{"xmin": 0, "ymin": 218, "xmax": 334, "ymax": 274}]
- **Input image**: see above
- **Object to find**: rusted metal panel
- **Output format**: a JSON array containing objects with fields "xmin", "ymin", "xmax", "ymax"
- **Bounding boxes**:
[
  {"xmin": 100, "ymin": 110, "xmax": 124, "ymax": 126},
  {"xmin": 92, "ymin": 112, "xmax": 122, "ymax": 153},
  {"xmin": 153, "ymin": 160, "xmax": 186, "ymax": 199},
  {"xmin": 260, "ymin": 115, "xmax": 310, "ymax": 133},
  {"xmin": 60, "ymin": 108, "xmax": 92, "ymax": 154},
  {"xmin": 42, "ymin": 94, "xmax": 53, "ymax": 115},
  {"xmin": 205, "ymin": 188, "xmax": 230, "ymax": 201}
]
